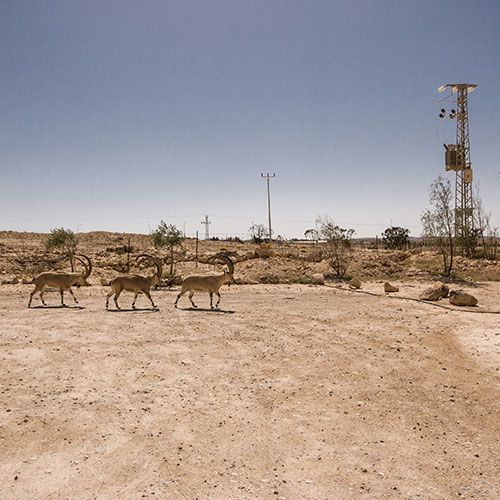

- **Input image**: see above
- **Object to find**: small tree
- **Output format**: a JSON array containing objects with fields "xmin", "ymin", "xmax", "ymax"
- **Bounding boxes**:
[
  {"xmin": 421, "ymin": 176, "xmax": 454, "ymax": 276},
  {"xmin": 455, "ymin": 227, "xmax": 481, "ymax": 259},
  {"xmin": 248, "ymin": 223, "xmax": 268, "ymax": 244},
  {"xmin": 150, "ymin": 221, "xmax": 185, "ymax": 276},
  {"xmin": 382, "ymin": 226, "xmax": 410, "ymax": 250},
  {"xmin": 316, "ymin": 215, "xmax": 355, "ymax": 279},
  {"xmin": 304, "ymin": 228, "xmax": 319, "ymax": 243},
  {"xmin": 45, "ymin": 228, "xmax": 78, "ymax": 271},
  {"xmin": 474, "ymin": 185, "xmax": 498, "ymax": 260}
]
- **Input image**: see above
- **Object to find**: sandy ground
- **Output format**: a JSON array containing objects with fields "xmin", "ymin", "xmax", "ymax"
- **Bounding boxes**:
[{"xmin": 1, "ymin": 282, "xmax": 500, "ymax": 500}]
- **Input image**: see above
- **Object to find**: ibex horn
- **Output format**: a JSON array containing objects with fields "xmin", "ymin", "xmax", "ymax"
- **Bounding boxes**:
[
  {"xmin": 136, "ymin": 254, "xmax": 162, "ymax": 278},
  {"xmin": 75, "ymin": 254, "xmax": 92, "ymax": 279}
]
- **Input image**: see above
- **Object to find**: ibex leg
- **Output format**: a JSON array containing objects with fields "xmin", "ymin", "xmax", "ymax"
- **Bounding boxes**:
[
  {"xmin": 131, "ymin": 293, "xmax": 138, "ymax": 308},
  {"xmin": 105, "ymin": 290, "xmax": 115, "ymax": 309},
  {"xmin": 188, "ymin": 291, "xmax": 197, "ymax": 308},
  {"xmin": 28, "ymin": 285, "xmax": 41, "ymax": 307},
  {"xmin": 113, "ymin": 289, "xmax": 122, "ymax": 309},
  {"xmin": 174, "ymin": 289, "xmax": 186, "ymax": 308},
  {"xmin": 69, "ymin": 288, "xmax": 79, "ymax": 304},
  {"xmin": 39, "ymin": 286, "xmax": 47, "ymax": 306},
  {"xmin": 145, "ymin": 291, "xmax": 156, "ymax": 309}
]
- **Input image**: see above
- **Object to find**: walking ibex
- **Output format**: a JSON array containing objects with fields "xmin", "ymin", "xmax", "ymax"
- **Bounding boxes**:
[
  {"xmin": 106, "ymin": 254, "xmax": 162, "ymax": 310},
  {"xmin": 28, "ymin": 255, "xmax": 92, "ymax": 307},
  {"xmin": 174, "ymin": 253, "xmax": 234, "ymax": 309}
]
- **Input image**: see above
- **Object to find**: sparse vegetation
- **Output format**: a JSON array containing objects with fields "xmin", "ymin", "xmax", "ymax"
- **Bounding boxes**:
[{"xmin": 2, "ymin": 230, "xmax": 500, "ymax": 285}]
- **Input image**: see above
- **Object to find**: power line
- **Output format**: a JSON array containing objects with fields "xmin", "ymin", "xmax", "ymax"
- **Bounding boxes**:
[{"xmin": 0, "ymin": 214, "xmax": 423, "ymax": 230}]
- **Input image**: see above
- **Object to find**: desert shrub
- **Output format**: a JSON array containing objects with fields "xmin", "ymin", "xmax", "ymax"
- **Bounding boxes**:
[
  {"xmin": 316, "ymin": 215, "xmax": 355, "ymax": 279},
  {"xmin": 421, "ymin": 176, "xmax": 455, "ymax": 276},
  {"xmin": 248, "ymin": 223, "xmax": 268, "ymax": 244},
  {"xmin": 304, "ymin": 229, "xmax": 319, "ymax": 242},
  {"xmin": 474, "ymin": 187, "xmax": 499, "ymax": 260},
  {"xmin": 382, "ymin": 226, "xmax": 410, "ymax": 250}
]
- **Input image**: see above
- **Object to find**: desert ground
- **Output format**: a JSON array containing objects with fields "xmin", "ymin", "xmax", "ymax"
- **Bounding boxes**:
[{"xmin": 1, "ymin": 232, "xmax": 500, "ymax": 499}]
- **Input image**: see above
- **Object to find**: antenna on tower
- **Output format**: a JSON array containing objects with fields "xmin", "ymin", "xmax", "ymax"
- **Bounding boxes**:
[
  {"xmin": 201, "ymin": 215, "xmax": 211, "ymax": 240},
  {"xmin": 438, "ymin": 83, "xmax": 477, "ymax": 249}
]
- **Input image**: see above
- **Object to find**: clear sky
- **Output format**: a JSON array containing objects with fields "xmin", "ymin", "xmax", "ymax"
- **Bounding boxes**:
[{"xmin": 1, "ymin": 0, "xmax": 499, "ymax": 238}]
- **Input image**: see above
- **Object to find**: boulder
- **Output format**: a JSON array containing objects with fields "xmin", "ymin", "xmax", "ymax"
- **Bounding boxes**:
[
  {"xmin": 233, "ymin": 253, "xmax": 248, "ymax": 263},
  {"xmin": 433, "ymin": 282, "xmax": 450, "ymax": 298},
  {"xmin": 384, "ymin": 282, "xmax": 399, "ymax": 293},
  {"xmin": 259, "ymin": 273, "xmax": 279, "ymax": 284},
  {"xmin": 304, "ymin": 251, "xmax": 324, "ymax": 263},
  {"xmin": 449, "ymin": 290, "xmax": 478, "ymax": 307},
  {"xmin": 311, "ymin": 273, "xmax": 325, "ymax": 285},
  {"xmin": 349, "ymin": 277, "xmax": 362, "ymax": 289},
  {"xmin": 419, "ymin": 286, "xmax": 442, "ymax": 301},
  {"xmin": 255, "ymin": 244, "xmax": 274, "ymax": 258}
]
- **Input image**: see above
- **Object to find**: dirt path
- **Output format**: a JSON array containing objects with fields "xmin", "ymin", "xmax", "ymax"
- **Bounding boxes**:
[{"xmin": 1, "ymin": 283, "xmax": 499, "ymax": 499}]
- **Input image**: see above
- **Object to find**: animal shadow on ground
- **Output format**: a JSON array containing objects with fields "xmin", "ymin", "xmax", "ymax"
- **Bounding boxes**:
[
  {"xmin": 106, "ymin": 308, "xmax": 160, "ymax": 313},
  {"xmin": 29, "ymin": 305, "xmax": 85, "ymax": 310},
  {"xmin": 179, "ymin": 307, "xmax": 235, "ymax": 314}
]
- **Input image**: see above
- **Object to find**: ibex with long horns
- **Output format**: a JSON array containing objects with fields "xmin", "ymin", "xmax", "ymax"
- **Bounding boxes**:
[
  {"xmin": 28, "ymin": 254, "xmax": 92, "ymax": 307},
  {"xmin": 106, "ymin": 254, "xmax": 162, "ymax": 310},
  {"xmin": 174, "ymin": 253, "xmax": 234, "ymax": 309}
]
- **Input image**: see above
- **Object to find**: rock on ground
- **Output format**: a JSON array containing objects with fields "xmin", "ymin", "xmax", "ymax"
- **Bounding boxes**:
[
  {"xmin": 384, "ymin": 282, "xmax": 399, "ymax": 293},
  {"xmin": 419, "ymin": 286, "xmax": 443, "ymax": 301},
  {"xmin": 449, "ymin": 289, "xmax": 478, "ymax": 306},
  {"xmin": 349, "ymin": 277, "xmax": 362, "ymax": 289},
  {"xmin": 311, "ymin": 273, "xmax": 325, "ymax": 285}
]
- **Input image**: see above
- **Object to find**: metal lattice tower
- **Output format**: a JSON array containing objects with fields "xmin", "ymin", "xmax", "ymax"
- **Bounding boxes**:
[
  {"xmin": 201, "ymin": 215, "xmax": 211, "ymax": 240},
  {"xmin": 439, "ymin": 83, "xmax": 477, "ymax": 241}
]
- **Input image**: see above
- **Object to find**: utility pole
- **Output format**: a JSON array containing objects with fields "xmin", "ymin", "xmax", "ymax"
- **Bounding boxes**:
[
  {"xmin": 438, "ymin": 83, "xmax": 477, "ymax": 245},
  {"xmin": 261, "ymin": 173, "xmax": 276, "ymax": 242},
  {"xmin": 201, "ymin": 215, "xmax": 211, "ymax": 240},
  {"xmin": 195, "ymin": 230, "xmax": 199, "ymax": 268}
]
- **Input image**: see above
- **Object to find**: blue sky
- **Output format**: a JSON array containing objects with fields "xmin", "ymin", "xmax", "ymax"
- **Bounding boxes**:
[{"xmin": 1, "ymin": 0, "xmax": 499, "ymax": 238}]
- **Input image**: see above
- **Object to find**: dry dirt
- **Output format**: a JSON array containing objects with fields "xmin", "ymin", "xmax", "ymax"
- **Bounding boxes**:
[{"xmin": 1, "ymin": 280, "xmax": 500, "ymax": 500}]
